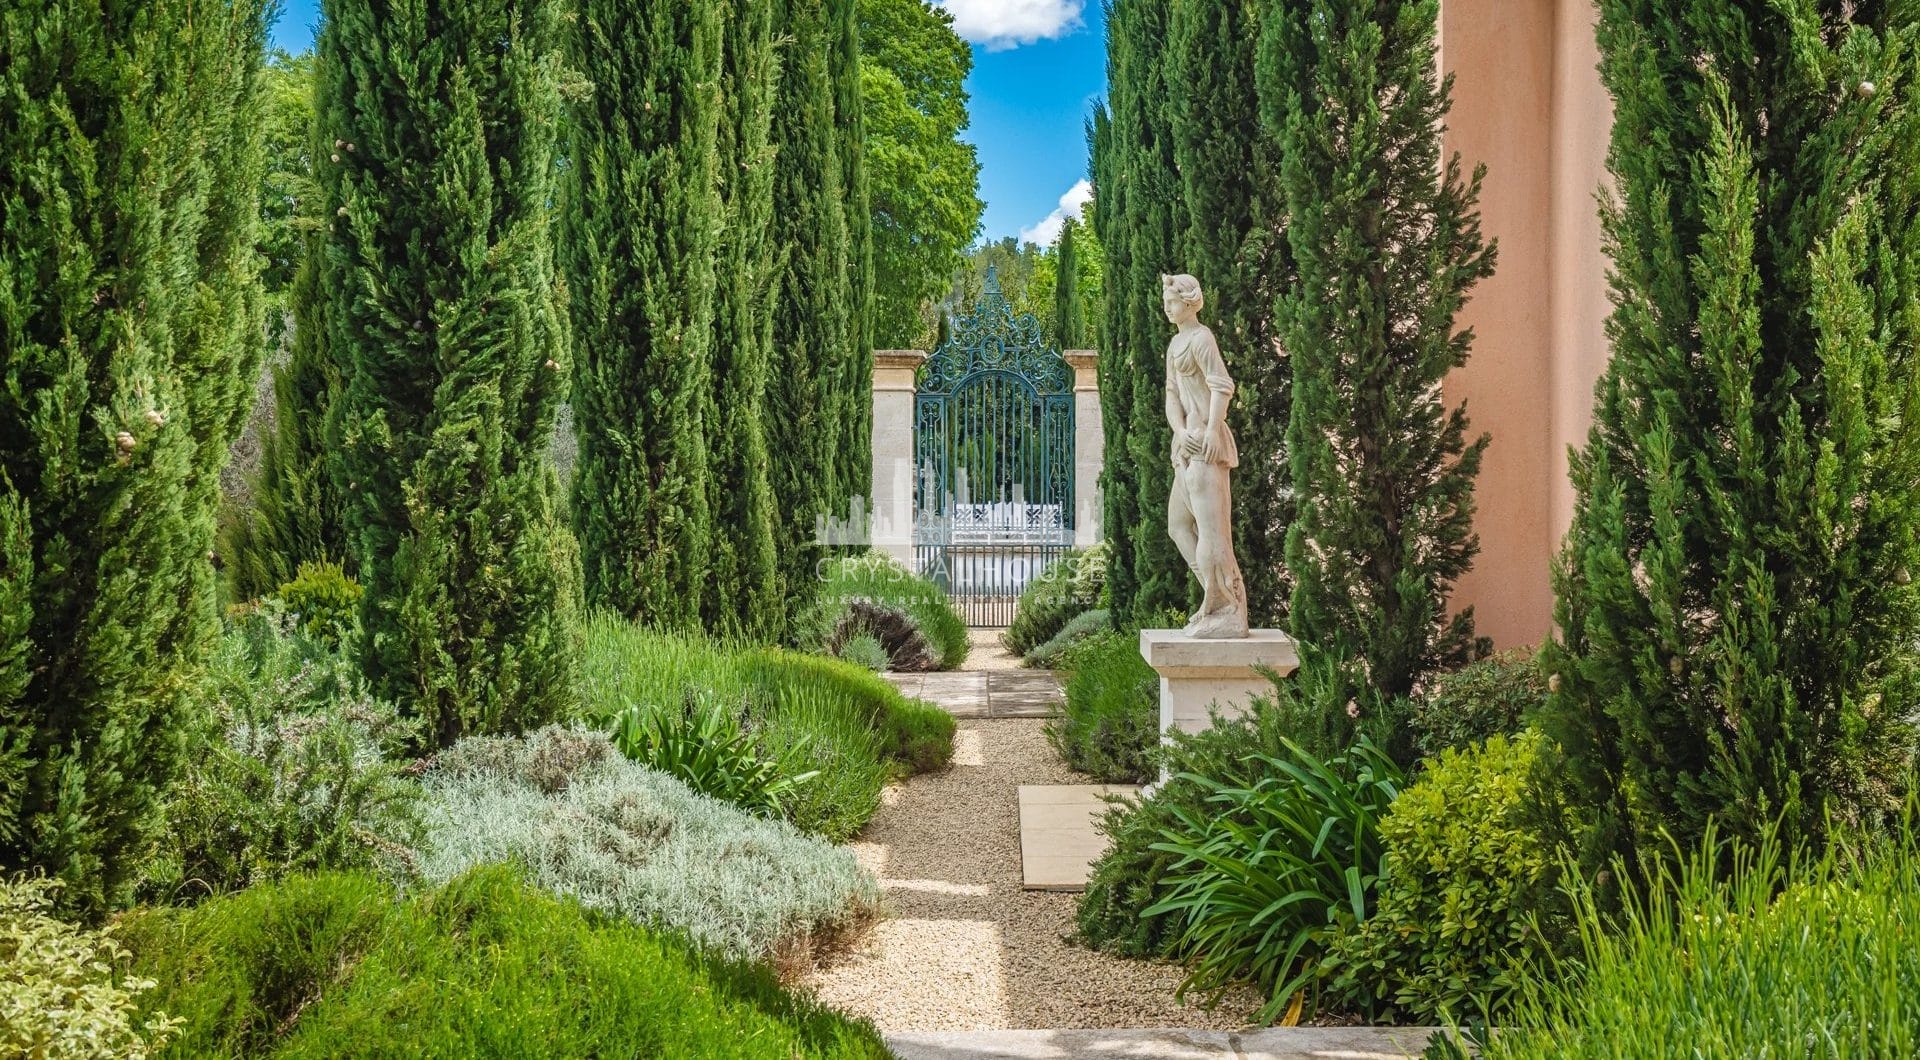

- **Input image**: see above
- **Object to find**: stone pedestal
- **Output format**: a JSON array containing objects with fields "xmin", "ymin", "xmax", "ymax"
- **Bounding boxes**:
[{"xmin": 1140, "ymin": 630, "xmax": 1300, "ymax": 781}]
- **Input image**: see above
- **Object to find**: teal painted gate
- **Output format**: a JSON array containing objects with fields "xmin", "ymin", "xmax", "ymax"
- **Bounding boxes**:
[{"xmin": 915, "ymin": 267, "xmax": 1075, "ymax": 626}]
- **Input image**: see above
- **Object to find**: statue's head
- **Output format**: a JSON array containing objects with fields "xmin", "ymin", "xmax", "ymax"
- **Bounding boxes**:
[{"xmin": 1161, "ymin": 273, "xmax": 1204, "ymax": 323}]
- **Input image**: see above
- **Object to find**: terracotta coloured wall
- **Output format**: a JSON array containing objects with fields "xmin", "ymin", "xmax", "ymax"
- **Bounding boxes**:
[{"xmin": 1437, "ymin": 0, "xmax": 1613, "ymax": 650}]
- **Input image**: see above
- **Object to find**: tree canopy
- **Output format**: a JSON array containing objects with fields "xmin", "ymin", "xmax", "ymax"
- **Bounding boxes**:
[{"xmin": 860, "ymin": 0, "xmax": 984, "ymax": 349}]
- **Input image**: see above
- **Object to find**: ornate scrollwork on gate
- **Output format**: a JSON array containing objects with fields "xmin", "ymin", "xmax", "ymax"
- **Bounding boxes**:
[{"xmin": 917, "ymin": 267, "xmax": 1074, "ymax": 397}]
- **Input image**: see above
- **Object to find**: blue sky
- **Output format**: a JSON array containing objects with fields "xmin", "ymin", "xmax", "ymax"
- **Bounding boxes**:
[{"xmin": 268, "ymin": 0, "xmax": 1102, "ymax": 245}]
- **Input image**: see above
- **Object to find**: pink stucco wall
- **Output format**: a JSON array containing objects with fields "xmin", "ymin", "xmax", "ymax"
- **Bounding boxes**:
[{"xmin": 1438, "ymin": 0, "xmax": 1613, "ymax": 650}]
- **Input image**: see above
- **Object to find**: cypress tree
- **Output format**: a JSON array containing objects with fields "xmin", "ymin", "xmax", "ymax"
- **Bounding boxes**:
[
  {"xmin": 769, "ymin": 0, "xmax": 855, "ymax": 616},
  {"xmin": 222, "ymin": 231, "xmax": 347, "ymax": 601},
  {"xmin": 0, "ymin": 0, "xmax": 270, "ymax": 914},
  {"xmin": 1267, "ymin": 0, "xmax": 1494, "ymax": 758},
  {"xmin": 705, "ymin": 0, "xmax": 783, "ymax": 639},
  {"xmin": 562, "ymin": 0, "xmax": 721, "ymax": 628},
  {"xmin": 1055, "ymin": 216, "xmax": 1085, "ymax": 349},
  {"xmin": 1089, "ymin": 104, "xmax": 1143, "ymax": 614},
  {"xmin": 1546, "ymin": 5, "xmax": 1920, "ymax": 872},
  {"xmin": 1170, "ymin": 0, "xmax": 1290, "ymax": 627},
  {"xmin": 1096, "ymin": 0, "xmax": 1192, "ymax": 626},
  {"xmin": 319, "ymin": 0, "xmax": 580, "ymax": 747},
  {"xmin": 222, "ymin": 53, "xmax": 344, "ymax": 602},
  {"xmin": 831, "ymin": 0, "xmax": 874, "ymax": 505}
]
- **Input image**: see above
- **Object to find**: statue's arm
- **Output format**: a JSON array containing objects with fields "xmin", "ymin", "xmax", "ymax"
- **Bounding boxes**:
[
  {"xmin": 1163, "ymin": 351, "xmax": 1185, "ymax": 432},
  {"xmin": 1195, "ymin": 332, "xmax": 1234, "ymax": 464}
]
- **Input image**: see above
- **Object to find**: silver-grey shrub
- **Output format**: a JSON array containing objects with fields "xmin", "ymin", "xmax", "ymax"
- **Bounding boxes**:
[{"xmin": 409, "ymin": 726, "xmax": 878, "ymax": 963}]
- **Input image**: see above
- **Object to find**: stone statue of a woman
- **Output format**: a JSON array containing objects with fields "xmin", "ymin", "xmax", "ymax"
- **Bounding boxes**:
[{"xmin": 1161, "ymin": 273, "xmax": 1249, "ymax": 640}]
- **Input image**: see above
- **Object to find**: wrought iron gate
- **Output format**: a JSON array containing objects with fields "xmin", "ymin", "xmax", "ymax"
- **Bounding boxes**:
[{"xmin": 915, "ymin": 267, "xmax": 1075, "ymax": 626}]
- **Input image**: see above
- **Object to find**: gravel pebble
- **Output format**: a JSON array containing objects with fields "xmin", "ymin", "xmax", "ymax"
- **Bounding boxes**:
[{"xmin": 805, "ymin": 717, "xmax": 1263, "ymax": 1032}]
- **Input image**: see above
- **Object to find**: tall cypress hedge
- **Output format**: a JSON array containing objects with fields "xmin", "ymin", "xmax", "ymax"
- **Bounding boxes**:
[
  {"xmin": 831, "ymin": 0, "xmax": 874, "ymax": 504},
  {"xmin": 318, "ymin": 0, "xmax": 580, "ymax": 747},
  {"xmin": 705, "ymin": 0, "xmax": 784, "ymax": 639},
  {"xmin": 1267, "ymin": 0, "xmax": 1494, "ymax": 759},
  {"xmin": 0, "ymin": 0, "xmax": 270, "ymax": 915},
  {"xmin": 222, "ymin": 229, "xmax": 346, "ymax": 601},
  {"xmin": 1054, "ymin": 217, "xmax": 1085, "ymax": 349},
  {"xmin": 769, "ymin": 0, "xmax": 856, "ymax": 616},
  {"xmin": 562, "ymin": 0, "xmax": 721, "ymax": 629},
  {"xmin": 1547, "ymin": 4, "xmax": 1920, "ymax": 872},
  {"xmin": 1094, "ymin": 0, "xmax": 1192, "ymax": 626}
]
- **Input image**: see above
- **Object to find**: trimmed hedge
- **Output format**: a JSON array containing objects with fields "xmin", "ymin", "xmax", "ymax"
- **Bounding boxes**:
[
  {"xmin": 578, "ymin": 615, "xmax": 953, "ymax": 840},
  {"xmin": 119, "ymin": 868, "xmax": 891, "ymax": 1058},
  {"xmin": 1327, "ymin": 730, "xmax": 1564, "ymax": 1022},
  {"xmin": 1407, "ymin": 649, "xmax": 1545, "ymax": 760}
]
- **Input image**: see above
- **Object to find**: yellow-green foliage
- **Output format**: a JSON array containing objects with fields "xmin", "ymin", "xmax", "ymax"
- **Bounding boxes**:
[
  {"xmin": 270, "ymin": 561, "xmax": 361, "ymax": 644},
  {"xmin": 1484, "ymin": 814, "xmax": 1920, "ymax": 1058},
  {"xmin": 1327, "ymin": 730, "xmax": 1562, "ymax": 1020},
  {"xmin": 0, "ymin": 877, "xmax": 179, "ymax": 1059}
]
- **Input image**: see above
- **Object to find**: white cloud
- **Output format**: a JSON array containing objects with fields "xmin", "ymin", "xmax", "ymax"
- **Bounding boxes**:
[
  {"xmin": 937, "ymin": 0, "xmax": 1085, "ymax": 50},
  {"xmin": 1019, "ymin": 179, "xmax": 1094, "ymax": 246}
]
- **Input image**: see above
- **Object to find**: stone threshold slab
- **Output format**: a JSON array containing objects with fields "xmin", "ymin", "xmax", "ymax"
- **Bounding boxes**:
[
  {"xmin": 886, "ymin": 1027, "xmax": 1444, "ymax": 1060},
  {"xmin": 1017, "ymin": 785, "xmax": 1140, "ymax": 891},
  {"xmin": 881, "ymin": 671, "xmax": 1065, "ymax": 719}
]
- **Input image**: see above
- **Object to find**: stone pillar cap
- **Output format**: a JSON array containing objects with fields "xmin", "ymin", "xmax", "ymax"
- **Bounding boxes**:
[{"xmin": 873, "ymin": 350, "xmax": 928, "ymax": 370}]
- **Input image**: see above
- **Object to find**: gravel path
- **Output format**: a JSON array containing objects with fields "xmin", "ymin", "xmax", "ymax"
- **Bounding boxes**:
[
  {"xmin": 962, "ymin": 627, "xmax": 1025, "ymax": 671},
  {"xmin": 805, "ymin": 713, "xmax": 1261, "ymax": 1032}
]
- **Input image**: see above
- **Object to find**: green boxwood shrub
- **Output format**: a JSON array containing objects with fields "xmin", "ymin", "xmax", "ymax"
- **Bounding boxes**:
[
  {"xmin": 1004, "ymin": 542, "xmax": 1108, "ymax": 657},
  {"xmin": 1, "ymin": 877, "xmax": 179, "ymax": 1059},
  {"xmin": 578, "ymin": 615, "xmax": 954, "ymax": 840},
  {"xmin": 1024, "ymin": 607, "xmax": 1111, "ymax": 669},
  {"xmin": 1047, "ymin": 628, "xmax": 1158, "ymax": 783},
  {"xmin": 1479, "ymin": 817, "xmax": 1920, "ymax": 1059},
  {"xmin": 802, "ymin": 552, "xmax": 968, "ymax": 670},
  {"xmin": 142, "ymin": 608, "xmax": 419, "ymax": 904},
  {"xmin": 407, "ymin": 726, "xmax": 878, "ymax": 964},
  {"xmin": 1325, "ymin": 730, "xmax": 1565, "ymax": 1022},
  {"xmin": 119, "ymin": 868, "xmax": 891, "ymax": 1058},
  {"xmin": 1407, "ymin": 649, "xmax": 1545, "ymax": 760}
]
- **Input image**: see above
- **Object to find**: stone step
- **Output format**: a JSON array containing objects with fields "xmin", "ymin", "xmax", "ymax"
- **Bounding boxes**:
[{"xmin": 885, "ymin": 1027, "xmax": 1443, "ymax": 1060}]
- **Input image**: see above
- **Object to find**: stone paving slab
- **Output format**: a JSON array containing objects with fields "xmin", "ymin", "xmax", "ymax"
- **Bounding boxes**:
[
  {"xmin": 884, "ymin": 674, "xmax": 927, "ymax": 698},
  {"xmin": 988, "ymin": 672, "xmax": 1066, "ymax": 694},
  {"xmin": 987, "ymin": 695, "xmax": 1056, "ymax": 718},
  {"xmin": 883, "ymin": 669, "xmax": 1065, "ymax": 719},
  {"xmin": 1018, "ymin": 784, "xmax": 1139, "ymax": 890},
  {"xmin": 886, "ymin": 1027, "xmax": 1441, "ymax": 1060}
]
